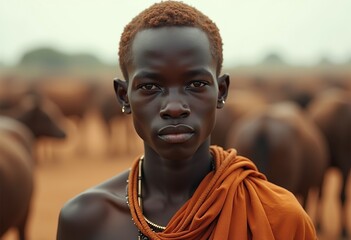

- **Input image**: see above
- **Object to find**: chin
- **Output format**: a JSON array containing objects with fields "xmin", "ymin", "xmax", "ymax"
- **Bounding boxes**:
[{"xmin": 158, "ymin": 143, "xmax": 199, "ymax": 160}]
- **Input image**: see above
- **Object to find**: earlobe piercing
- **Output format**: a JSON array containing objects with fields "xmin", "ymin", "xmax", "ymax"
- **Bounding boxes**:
[
  {"xmin": 122, "ymin": 106, "xmax": 126, "ymax": 113},
  {"xmin": 217, "ymin": 99, "xmax": 225, "ymax": 108},
  {"xmin": 218, "ymin": 99, "xmax": 225, "ymax": 105}
]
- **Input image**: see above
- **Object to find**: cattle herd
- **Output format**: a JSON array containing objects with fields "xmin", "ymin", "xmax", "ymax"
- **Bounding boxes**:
[{"xmin": 0, "ymin": 67, "xmax": 350, "ymax": 239}]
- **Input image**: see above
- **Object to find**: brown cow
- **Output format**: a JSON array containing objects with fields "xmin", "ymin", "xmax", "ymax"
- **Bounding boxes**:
[
  {"xmin": 33, "ymin": 77, "xmax": 103, "ymax": 157},
  {"xmin": 93, "ymin": 81, "xmax": 144, "ymax": 157},
  {"xmin": 308, "ymin": 89, "xmax": 351, "ymax": 238},
  {"xmin": 0, "ymin": 119, "xmax": 34, "ymax": 240},
  {"xmin": 0, "ymin": 96, "xmax": 66, "ymax": 240},
  {"xmin": 93, "ymin": 82, "xmax": 126, "ymax": 156},
  {"xmin": 226, "ymin": 102, "xmax": 328, "ymax": 209},
  {"xmin": 211, "ymin": 89, "xmax": 267, "ymax": 148},
  {"xmin": 0, "ymin": 75, "xmax": 33, "ymax": 110},
  {"xmin": 34, "ymin": 77, "xmax": 97, "ymax": 119}
]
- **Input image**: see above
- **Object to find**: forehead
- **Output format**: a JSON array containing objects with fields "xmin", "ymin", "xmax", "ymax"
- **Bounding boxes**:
[{"xmin": 130, "ymin": 27, "xmax": 213, "ymax": 67}]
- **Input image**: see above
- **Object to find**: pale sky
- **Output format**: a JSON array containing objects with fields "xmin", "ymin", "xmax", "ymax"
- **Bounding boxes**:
[{"xmin": 1, "ymin": 0, "xmax": 351, "ymax": 67}]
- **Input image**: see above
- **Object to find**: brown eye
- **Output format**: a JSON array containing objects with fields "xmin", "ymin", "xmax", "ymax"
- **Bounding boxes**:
[
  {"xmin": 188, "ymin": 81, "xmax": 207, "ymax": 88},
  {"xmin": 140, "ymin": 84, "xmax": 159, "ymax": 90}
]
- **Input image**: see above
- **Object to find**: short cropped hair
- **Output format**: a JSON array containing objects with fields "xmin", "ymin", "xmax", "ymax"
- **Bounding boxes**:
[{"xmin": 118, "ymin": 1, "xmax": 223, "ymax": 80}]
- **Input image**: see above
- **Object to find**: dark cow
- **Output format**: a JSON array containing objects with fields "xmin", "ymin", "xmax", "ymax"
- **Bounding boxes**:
[
  {"xmin": 211, "ymin": 89, "xmax": 267, "ymax": 148},
  {"xmin": 0, "ymin": 118, "xmax": 34, "ymax": 240},
  {"xmin": 91, "ymin": 81, "xmax": 144, "ymax": 157},
  {"xmin": 33, "ymin": 77, "xmax": 105, "ymax": 157},
  {"xmin": 93, "ymin": 82, "xmax": 126, "ymax": 156},
  {"xmin": 308, "ymin": 89, "xmax": 351, "ymax": 238},
  {"xmin": 34, "ymin": 77, "xmax": 97, "ymax": 119},
  {"xmin": 0, "ymin": 95, "xmax": 66, "ymax": 240},
  {"xmin": 0, "ymin": 75, "xmax": 33, "ymax": 110},
  {"xmin": 226, "ymin": 102, "xmax": 328, "ymax": 209}
]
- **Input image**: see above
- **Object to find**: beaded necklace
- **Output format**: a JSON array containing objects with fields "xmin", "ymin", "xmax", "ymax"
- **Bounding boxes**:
[
  {"xmin": 126, "ymin": 156, "xmax": 166, "ymax": 240},
  {"xmin": 127, "ymin": 155, "xmax": 215, "ymax": 240},
  {"xmin": 137, "ymin": 156, "xmax": 166, "ymax": 239}
]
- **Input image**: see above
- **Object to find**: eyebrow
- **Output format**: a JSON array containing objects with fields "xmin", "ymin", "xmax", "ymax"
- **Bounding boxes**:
[
  {"xmin": 132, "ymin": 67, "xmax": 214, "ymax": 81},
  {"xmin": 132, "ymin": 70, "xmax": 161, "ymax": 80},
  {"xmin": 183, "ymin": 67, "xmax": 214, "ymax": 78}
]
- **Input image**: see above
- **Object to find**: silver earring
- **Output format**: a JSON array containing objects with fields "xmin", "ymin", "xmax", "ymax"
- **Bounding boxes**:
[
  {"xmin": 219, "ymin": 99, "xmax": 225, "ymax": 105},
  {"xmin": 122, "ymin": 106, "xmax": 126, "ymax": 113}
]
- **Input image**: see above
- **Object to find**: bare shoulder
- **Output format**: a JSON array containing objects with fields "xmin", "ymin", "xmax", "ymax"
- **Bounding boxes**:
[{"xmin": 57, "ymin": 170, "xmax": 138, "ymax": 240}]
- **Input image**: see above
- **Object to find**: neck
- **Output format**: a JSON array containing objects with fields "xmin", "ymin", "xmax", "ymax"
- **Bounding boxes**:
[{"xmin": 142, "ymin": 141, "xmax": 213, "ymax": 200}]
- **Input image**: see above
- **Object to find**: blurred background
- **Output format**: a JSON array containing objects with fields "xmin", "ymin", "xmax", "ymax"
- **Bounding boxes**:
[{"xmin": 0, "ymin": 0, "xmax": 350, "ymax": 239}]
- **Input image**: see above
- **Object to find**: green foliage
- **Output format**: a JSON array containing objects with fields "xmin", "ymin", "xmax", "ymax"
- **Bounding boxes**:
[
  {"xmin": 20, "ymin": 47, "xmax": 67, "ymax": 67},
  {"xmin": 18, "ymin": 47, "xmax": 105, "ymax": 70},
  {"xmin": 260, "ymin": 52, "xmax": 287, "ymax": 66}
]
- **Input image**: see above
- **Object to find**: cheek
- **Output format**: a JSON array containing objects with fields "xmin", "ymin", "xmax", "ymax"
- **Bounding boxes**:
[
  {"xmin": 196, "ymin": 94, "xmax": 218, "ymax": 130},
  {"xmin": 202, "ymin": 91, "xmax": 218, "ymax": 114},
  {"xmin": 131, "ymin": 110, "xmax": 152, "ymax": 142},
  {"xmin": 206, "ymin": 108, "xmax": 217, "ymax": 132},
  {"xmin": 132, "ymin": 117, "xmax": 144, "ymax": 140},
  {"xmin": 130, "ymin": 99, "xmax": 157, "ymax": 140}
]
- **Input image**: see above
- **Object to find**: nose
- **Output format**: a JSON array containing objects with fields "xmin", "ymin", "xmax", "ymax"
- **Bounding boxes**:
[{"xmin": 159, "ymin": 91, "xmax": 190, "ymax": 119}]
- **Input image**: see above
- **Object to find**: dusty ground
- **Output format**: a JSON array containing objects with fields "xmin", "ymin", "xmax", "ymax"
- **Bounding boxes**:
[
  {"xmin": 3, "ymin": 154, "xmax": 134, "ymax": 240},
  {"xmin": 3, "ymin": 114, "xmax": 351, "ymax": 240}
]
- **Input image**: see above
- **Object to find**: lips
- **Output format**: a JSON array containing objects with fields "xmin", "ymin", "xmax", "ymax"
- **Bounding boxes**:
[{"xmin": 158, "ymin": 124, "xmax": 194, "ymax": 143}]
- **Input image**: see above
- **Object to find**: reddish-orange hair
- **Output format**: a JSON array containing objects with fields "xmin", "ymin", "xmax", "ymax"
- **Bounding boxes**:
[{"xmin": 118, "ymin": 1, "xmax": 223, "ymax": 79}]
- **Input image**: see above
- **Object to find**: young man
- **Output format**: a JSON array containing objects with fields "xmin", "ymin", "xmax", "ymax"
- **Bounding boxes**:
[{"xmin": 57, "ymin": 1, "xmax": 317, "ymax": 239}]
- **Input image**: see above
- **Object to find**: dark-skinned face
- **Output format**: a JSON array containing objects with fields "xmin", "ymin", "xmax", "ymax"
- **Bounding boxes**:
[{"xmin": 116, "ymin": 27, "xmax": 228, "ymax": 160}]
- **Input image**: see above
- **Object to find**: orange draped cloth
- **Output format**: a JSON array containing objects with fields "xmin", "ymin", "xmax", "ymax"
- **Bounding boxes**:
[{"xmin": 128, "ymin": 146, "xmax": 317, "ymax": 240}]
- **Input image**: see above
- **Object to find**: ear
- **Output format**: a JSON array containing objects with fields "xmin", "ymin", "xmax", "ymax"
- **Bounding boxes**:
[
  {"xmin": 113, "ymin": 78, "xmax": 131, "ymax": 114},
  {"xmin": 217, "ymin": 74, "xmax": 230, "ymax": 109}
]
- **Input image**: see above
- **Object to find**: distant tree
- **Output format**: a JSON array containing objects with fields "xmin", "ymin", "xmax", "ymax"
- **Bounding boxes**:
[
  {"xmin": 317, "ymin": 56, "xmax": 334, "ymax": 66},
  {"xmin": 18, "ymin": 47, "xmax": 105, "ymax": 69},
  {"xmin": 70, "ymin": 53, "xmax": 103, "ymax": 67},
  {"xmin": 260, "ymin": 52, "xmax": 287, "ymax": 66},
  {"xmin": 19, "ymin": 47, "xmax": 68, "ymax": 68}
]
